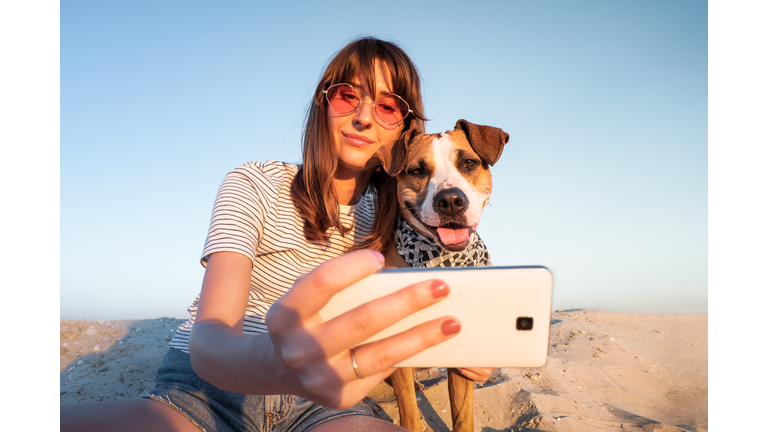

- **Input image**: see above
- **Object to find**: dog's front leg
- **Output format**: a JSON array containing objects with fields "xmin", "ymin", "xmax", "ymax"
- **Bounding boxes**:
[
  {"xmin": 447, "ymin": 368, "xmax": 474, "ymax": 432},
  {"xmin": 390, "ymin": 367, "xmax": 421, "ymax": 431}
]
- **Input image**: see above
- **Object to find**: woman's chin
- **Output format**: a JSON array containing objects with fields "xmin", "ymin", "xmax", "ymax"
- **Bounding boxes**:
[{"xmin": 338, "ymin": 157, "xmax": 380, "ymax": 173}]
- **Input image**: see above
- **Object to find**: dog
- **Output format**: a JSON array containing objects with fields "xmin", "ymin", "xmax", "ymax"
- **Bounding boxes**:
[{"xmin": 374, "ymin": 119, "xmax": 509, "ymax": 432}]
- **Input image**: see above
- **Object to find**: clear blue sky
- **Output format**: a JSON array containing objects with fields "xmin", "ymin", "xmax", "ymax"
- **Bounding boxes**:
[{"xmin": 59, "ymin": 0, "xmax": 708, "ymax": 319}]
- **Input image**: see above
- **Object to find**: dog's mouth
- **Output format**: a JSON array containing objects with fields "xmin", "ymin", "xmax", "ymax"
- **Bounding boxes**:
[
  {"xmin": 406, "ymin": 206, "xmax": 476, "ymax": 251},
  {"xmin": 434, "ymin": 222, "xmax": 476, "ymax": 250}
]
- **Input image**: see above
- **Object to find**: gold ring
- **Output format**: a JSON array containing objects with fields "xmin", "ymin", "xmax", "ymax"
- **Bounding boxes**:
[{"xmin": 350, "ymin": 347, "xmax": 364, "ymax": 379}]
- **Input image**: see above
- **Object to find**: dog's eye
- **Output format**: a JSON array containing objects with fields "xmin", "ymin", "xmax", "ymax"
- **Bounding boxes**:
[
  {"xmin": 408, "ymin": 168, "xmax": 423, "ymax": 176},
  {"xmin": 464, "ymin": 159, "xmax": 478, "ymax": 169}
]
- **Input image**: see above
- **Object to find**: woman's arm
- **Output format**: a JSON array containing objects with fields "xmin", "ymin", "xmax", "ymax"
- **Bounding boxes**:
[
  {"xmin": 187, "ymin": 251, "xmax": 286, "ymax": 392},
  {"xmin": 188, "ymin": 249, "xmax": 461, "ymax": 409}
]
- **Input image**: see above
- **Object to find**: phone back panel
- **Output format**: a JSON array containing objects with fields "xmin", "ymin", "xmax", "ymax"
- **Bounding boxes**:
[{"xmin": 318, "ymin": 266, "xmax": 553, "ymax": 368}]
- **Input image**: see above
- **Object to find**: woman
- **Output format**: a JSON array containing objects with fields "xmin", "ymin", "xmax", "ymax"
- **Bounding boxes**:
[{"xmin": 61, "ymin": 37, "xmax": 492, "ymax": 432}]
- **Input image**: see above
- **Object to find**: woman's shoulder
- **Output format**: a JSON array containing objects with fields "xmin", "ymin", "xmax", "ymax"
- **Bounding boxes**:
[
  {"xmin": 232, "ymin": 160, "xmax": 298, "ymax": 177},
  {"xmin": 224, "ymin": 160, "xmax": 299, "ymax": 190}
]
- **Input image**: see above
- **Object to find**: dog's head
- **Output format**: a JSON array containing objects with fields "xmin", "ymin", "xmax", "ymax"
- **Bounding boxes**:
[{"xmin": 375, "ymin": 119, "xmax": 509, "ymax": 251}]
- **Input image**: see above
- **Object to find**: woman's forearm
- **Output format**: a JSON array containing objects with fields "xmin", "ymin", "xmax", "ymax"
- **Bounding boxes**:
[
  {"xmin": 188, "ymin": 319, "xmax": 291, "ymax": 395},
  {"xmin": 188, "ymin": 251, "xmax": 296, "ymax": 395}
]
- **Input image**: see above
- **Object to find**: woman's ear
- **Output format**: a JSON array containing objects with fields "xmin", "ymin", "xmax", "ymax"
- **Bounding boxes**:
[{"xmin": 374, "ymin": 128, "xmax": 419, "ymax": 176}]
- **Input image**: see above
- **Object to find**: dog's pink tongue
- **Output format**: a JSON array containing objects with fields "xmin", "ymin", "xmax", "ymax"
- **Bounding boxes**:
[{"xmin": 437, "ymin": 227, "xmax": 470, "ymax": 245}]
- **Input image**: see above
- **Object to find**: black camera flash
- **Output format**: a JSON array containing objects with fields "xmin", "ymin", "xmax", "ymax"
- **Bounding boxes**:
[{"xmin": 516, "ymin": 316, "xmax": 534, "ymax": 331}]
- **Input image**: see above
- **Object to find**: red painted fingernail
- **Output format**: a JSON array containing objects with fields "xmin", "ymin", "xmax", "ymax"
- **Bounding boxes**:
[
  {"xmin": 431, "ymin": 281, "xmax": 449, "ymax": 299},
  {"xmin": 441, "ymin": 319, "xmax": 461, "ymax": 336},
  {"xmin": 374, "ymin": 252, "xmax": 385, "ymax": 269}
]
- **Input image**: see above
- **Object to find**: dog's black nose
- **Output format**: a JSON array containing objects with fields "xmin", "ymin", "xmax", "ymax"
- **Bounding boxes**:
[{"xmin": 433, "ymin": 188, "xmax": 468, "ymax": 217}]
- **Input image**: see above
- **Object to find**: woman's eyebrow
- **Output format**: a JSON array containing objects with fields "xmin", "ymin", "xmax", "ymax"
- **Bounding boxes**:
[
  {"xmin": 370, "ymin": 83, "xmax": 393, "ymax": 98},
  {"xmin": 346, "ymin": 80, "xmax": 393, "ymax": 98},
  {"xmin": 375, "ymin": 87, "xmax": 393, "ymax": 97}
]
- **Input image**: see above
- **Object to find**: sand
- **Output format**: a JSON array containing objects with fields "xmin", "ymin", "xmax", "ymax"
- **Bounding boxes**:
[{"xmin": 60, "ymin": 310, "xmax": 707, "ymax": 431}]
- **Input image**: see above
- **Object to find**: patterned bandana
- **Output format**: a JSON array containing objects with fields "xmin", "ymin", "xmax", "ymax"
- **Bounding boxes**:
[{"xmin": 394, "ymin": 217, "xmax": 491, "ymax": 268}]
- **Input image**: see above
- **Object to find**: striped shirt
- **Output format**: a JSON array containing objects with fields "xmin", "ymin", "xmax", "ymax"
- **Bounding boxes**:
[{"xmin": 169, "ymin": 160, "xmax": 376, "ymax": 353}]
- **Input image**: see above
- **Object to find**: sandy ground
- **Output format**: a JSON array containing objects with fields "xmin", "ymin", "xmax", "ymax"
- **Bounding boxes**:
[{"xmin": 60, "ymin": 310, "xmax": 707, "ymax": 431}]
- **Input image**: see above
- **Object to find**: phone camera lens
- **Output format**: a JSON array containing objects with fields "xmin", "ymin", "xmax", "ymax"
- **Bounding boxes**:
[{"xmin": 516, "ymin": 317, "xmax": 534, "ymax": 331}]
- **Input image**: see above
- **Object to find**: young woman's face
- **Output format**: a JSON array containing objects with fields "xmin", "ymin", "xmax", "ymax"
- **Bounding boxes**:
[{"xmin": 327, "ymin": 61, "xmax": 406, "ymax": 177}]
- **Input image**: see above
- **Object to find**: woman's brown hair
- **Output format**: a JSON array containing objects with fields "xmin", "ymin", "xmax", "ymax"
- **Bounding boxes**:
[{"xmin": 291, "ymin": 37, "xmax": 426, "ymax": 252}]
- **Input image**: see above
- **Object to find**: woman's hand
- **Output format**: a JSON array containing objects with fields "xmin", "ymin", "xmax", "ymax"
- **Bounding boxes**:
[
  {"xmin": 455, "ymin": 367, "xmax": 496, "ymax": 383},
  {"xmin": 265, "ymin": 249, "xmax": 460, "ymax": 409}
]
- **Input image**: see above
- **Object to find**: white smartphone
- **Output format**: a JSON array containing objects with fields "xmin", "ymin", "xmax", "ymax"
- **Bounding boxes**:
[{"xmin": 318, "ymin": 266, "xmax": 553, "ymax": 368}]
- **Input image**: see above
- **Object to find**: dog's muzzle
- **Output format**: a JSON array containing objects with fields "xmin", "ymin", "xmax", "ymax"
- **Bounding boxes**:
[{"xmin": 432, "ymin": 187, "xmax": 468, "ymax": 219}]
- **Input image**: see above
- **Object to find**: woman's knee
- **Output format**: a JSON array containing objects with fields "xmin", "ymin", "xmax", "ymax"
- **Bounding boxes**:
[
  {"xmin": 310, "ymin": 415, "xmax": 409, "ymax": 432},
  {"xmin": 60, "ymin": 399, "xmax": 200, "ymax": 432}
]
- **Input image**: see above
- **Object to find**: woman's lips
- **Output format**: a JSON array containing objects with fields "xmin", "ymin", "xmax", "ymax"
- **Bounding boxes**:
[{"xmin": 343, "ymin": 132, "xmax": 373, "ymax": 146}]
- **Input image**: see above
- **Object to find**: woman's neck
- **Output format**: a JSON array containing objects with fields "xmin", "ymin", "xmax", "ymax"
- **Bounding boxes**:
[{"xmin": 333, "ymin": 168, "xmax": 375, "ymax": 206}]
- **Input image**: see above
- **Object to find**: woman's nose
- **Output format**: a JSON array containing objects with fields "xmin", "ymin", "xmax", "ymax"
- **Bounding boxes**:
[{"xmin": 354, "ymin": 99, "xmax": 375, "ymax": 125}]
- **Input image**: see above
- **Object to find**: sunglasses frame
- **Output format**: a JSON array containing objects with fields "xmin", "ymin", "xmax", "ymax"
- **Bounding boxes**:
[{"xmin": 323, "ymin": 83, "xmax": 412, "ymax": 126}]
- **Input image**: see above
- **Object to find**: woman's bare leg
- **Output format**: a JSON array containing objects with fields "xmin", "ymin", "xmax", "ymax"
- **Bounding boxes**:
[
  {"xmin": 310, "ymin": 415, "xmax": 409, "ymax": 432},
  {"xmin": 60, "ymin": 398, "xmax": 201, "ymax": 432}
]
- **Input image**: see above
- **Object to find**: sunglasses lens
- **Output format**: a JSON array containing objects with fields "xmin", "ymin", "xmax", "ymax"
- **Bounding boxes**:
[
  {"xmin": 375, "ymin": 95, "xmax": 409, "ymax": 125},
  {"xmin": 326, "ymin": 84, "xmax": 359, "ymax": 114}
]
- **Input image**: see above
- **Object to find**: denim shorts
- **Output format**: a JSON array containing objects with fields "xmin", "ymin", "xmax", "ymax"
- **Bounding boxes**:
[{"xmin": 144, "ymin": 349, "xmax": 374, "ymax": 432}]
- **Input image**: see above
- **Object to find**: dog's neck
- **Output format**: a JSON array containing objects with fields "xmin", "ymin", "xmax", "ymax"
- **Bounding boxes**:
[{"xmin": 394, "ymin": 217, "xmax": 491, "ymax": 268}]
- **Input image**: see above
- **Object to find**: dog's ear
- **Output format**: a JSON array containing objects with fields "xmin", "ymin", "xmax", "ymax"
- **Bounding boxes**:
[
  {"xmin": 374, "ymin": 128, "xmax": 420, "ymax": 176},
  {"xmin": 454, "ymin": 119, "xmax": 509, "ymax": 166}
]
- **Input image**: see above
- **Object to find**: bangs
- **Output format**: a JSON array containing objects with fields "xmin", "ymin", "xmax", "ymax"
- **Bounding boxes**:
[
  {"xmin": 321, "ymin": 39, "xmax": 422, "ymax": 119},
  {"xmin": 327, "ymin": 41, "xmax": 379, "ymax": 98}
]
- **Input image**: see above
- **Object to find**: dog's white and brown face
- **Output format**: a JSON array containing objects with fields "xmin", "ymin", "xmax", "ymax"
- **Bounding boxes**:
[{"xmin": 376, "ymin": 119, "xmax": 509, "ymax": 252}]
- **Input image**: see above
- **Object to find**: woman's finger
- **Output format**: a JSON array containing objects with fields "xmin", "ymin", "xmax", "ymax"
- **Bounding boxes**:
[
  {"xmin": 274, "ymin": 250, "xmax": 385, "ymax": 320},
  {"xmin": 337, "ymin": 367, "xmax": 397, "ymax": 408},
  {"xmin": 455, "ymin": 367, "xmax": 495, "ymax": 382},
  {"xmin": 319, "ymin": 279, "xmax": 449, "ymax": 354},
  {"xmin": 335, "ymin": 317, "xmax": 461, "ymax": 379}
]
